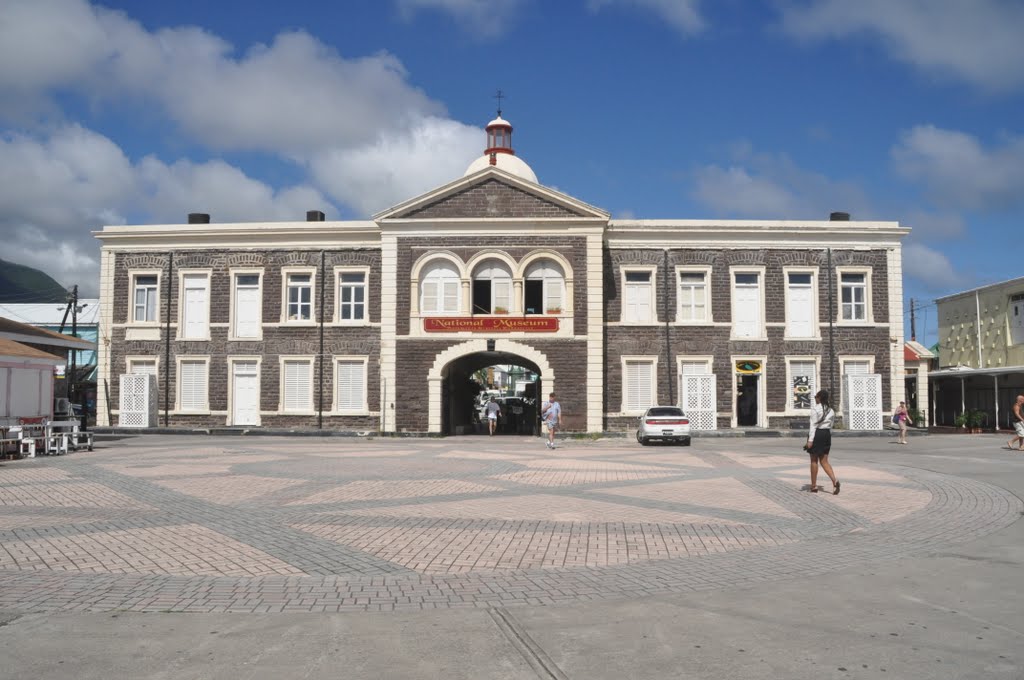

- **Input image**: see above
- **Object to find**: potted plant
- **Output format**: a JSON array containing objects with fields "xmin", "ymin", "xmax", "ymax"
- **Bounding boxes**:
[
  {"xmin": 967, "ymin": 409, "xmax": 985, "ymax": 434},
  {"xmin": 493, "ymin": 306, "xmax": 508, "ymax": 315},
  {"xmin": 953, "ymin": 412, "xmax": 969, "ymax": 431}
]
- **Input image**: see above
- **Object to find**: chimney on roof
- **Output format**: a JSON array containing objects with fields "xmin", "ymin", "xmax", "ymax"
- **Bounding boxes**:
[
  {"xmin": 188, "ymin": 213, "xmax": 210, "ymax": 224},
  {"xmin": 829, "ymin": 211, "xmax": 850, "ymax": 221},
  {"xmin": 306, "ymin": 210, "xmax": 326, "ymax": 222}
]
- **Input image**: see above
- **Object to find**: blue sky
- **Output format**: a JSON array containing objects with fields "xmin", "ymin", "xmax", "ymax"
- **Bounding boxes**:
[{"xmin": 2, "ymin": 0, "xmax": 1022, "ymax": 346}]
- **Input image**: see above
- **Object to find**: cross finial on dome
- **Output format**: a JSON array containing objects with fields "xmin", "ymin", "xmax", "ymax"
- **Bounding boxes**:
[{"xmin": 493, "ymin": 89, "xmax": 504, "ymax": 117}]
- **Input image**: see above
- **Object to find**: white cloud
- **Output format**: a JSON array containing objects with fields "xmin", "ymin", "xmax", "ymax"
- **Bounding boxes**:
[
  {"xmin": 307, "ymin": 116, "xmax": 481, "ymax": 216},
  {"xmin": 691, "ymin": 146, "xmax": 868, "ymax": 219},
  {"xmin": 902, "ymin": 242, "xmax": 968, "ymax": 293},
  {"xmin": 588, "ymin": 0, "xmax": 705, "ymax": 35},
  {"xmin": 0, "ymin": 0, "xmax": 448, "ymax": 155},
  {"xmin": 892, "ymin": 125, "xmax": 1024, "ymax": 211},
  {"xmin": 777, "ymin": 0, "xmax": 1024, "ymax": 91},
  {"xmin": 395, "ymin": 0, "xmax": 525, "ymax": 35},
  {"xmin": 0, "ymin": 126, "xmax": 333, "ymax": 295}
]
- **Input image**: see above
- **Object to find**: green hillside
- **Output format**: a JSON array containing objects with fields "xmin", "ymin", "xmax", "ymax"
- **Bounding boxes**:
[{"xmin": 0, "ymin": 259, "xmax": 68, "ymax": 303}]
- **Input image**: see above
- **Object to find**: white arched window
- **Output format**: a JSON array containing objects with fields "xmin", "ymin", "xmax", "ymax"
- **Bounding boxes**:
[
  {"xmin": 420, "ymin": 261, "xmax": 461, "ymax": 314},
  {"xmin": 525, "ymin": 260, "xmax": 564, "ymax": 315},
  {"xmin": 472, "ymin": 260, "xmax": 512, "ymax": 314}
]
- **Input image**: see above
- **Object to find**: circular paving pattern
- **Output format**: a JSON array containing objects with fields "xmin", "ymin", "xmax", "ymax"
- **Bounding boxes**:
[{"xmin": 0, "ymin": 436, "xmax": 1020, "ymax": 613}]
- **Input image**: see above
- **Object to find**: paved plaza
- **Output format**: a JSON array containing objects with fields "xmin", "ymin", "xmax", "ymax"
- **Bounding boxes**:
[{"xmin": 2, "ymin": 433, "xmax": 1023, "ymax": 678}]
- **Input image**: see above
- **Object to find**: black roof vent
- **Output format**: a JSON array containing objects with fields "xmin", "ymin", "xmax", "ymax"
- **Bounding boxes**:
[
  {"xmin": 306, "ymin": 210, "xmax": 326, "ymax": 222},
  {"xmin": 188, "ymin": 213, "xmax": 210, "ymax": 224},
  {"xmin": 829, "ymin": 211, "xmax": 850, "ymax": 221}
]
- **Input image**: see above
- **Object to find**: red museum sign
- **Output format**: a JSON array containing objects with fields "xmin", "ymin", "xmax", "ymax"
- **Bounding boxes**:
[{"xmin": 423, "ymin": 317, "xmax": 559, "ymax": 333}]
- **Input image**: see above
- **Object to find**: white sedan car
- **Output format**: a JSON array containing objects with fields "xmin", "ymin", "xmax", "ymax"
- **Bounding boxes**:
[{"xmin": 636, "ymin": 406, "xmax": 691, "ymax": 446}]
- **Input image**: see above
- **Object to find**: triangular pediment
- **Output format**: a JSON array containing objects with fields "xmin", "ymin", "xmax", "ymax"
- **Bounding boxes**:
[{"xmin": 375, "ymin": 167, "xmax": 609, "ymax": 221}]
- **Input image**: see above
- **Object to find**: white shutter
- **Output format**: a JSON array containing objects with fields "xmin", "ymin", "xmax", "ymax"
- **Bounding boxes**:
[
  {"xmin": 0, "ymin": 367, "xmax": 8, "ymax": 417},
  {"xmin": 131, "ymin": 361, "xmax": 157, "ymax": 376},
  {"xmin": 493, "ymin": 279, "xmax": 511, "ymax": 312},
  {"xmin": 182, "ymin": 275, "xmax": 209, "ymax": 339},
  {"xmin": 734, "ymin": 280, "xmax": 761, "ymax": 338},
  {"xmin": 544, "ymin": 280, "xmax": 562, "ymax": 312},
  {"xmin": 442, "ymin": 280, "xmax": 459, "ymax": 313},
  {"xmin": 337, "ymin": 361, "xmax": 365, "ymax": 411},
  {"xmin": 179, "ymin": 360, "xmax": 207, "ymax": 411},
  {"xmin": 843, "ymin": 361, "xmax": 870, "ymax": 376},
  {"xmin": 680, "ymin": 360, "xmax": 710, "ymax": 376},
  {"xmin": 283, "ymin": 361, "xmax": 312, "ymax": 411},
  {"xmin": 787, "ymin": 284, "xmax": 813, "ymax": 337},
  {"xmin": 624, "ymin": 360, "xmax": 654, "ymax": 411},
  {"xmin": 625, "ymin": 283, "xmax": 651, "ymax": 322},
  {"xmin": 422, "ymin": 281, "xmax": 438, "ymax": 313},
  {"xmin": 235, "ymin": 286, "xmax": 260, "ymax": 338}
]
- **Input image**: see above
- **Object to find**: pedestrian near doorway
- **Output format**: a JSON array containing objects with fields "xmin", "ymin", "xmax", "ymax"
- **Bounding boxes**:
[
  {"xmin": 805, "ymin": 389, "xmax": 840, "ymax": 495},
  {"xmin": 542, "ymin": 392, "xmax": 562, "ymax": 449},
  {"xmin": 1007, "ymin": 394, "xmax": 1024, "ymax": 451},
  {"xmin": 485, "ymin": 397, "xmax": 501, "ymax": 436},
  {"xmin": 894, "ymin": 401, "xmax": 911, "ymax": 444}
]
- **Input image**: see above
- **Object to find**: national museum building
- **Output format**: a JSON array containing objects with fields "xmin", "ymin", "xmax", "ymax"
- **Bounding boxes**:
[{"xmin": 95, "ymin": 114, "xmax": 909, "ymax": 434}]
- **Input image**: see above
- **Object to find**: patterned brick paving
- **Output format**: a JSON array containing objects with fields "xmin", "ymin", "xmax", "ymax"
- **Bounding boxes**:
[{"xmin": 0, "ymin": 435, "xmax": 1019, "ymax": 613}]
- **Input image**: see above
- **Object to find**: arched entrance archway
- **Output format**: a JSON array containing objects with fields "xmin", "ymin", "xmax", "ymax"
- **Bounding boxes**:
[{"xmin": 428, "ymin": 340, "xmax": 555, "ymax": 434}]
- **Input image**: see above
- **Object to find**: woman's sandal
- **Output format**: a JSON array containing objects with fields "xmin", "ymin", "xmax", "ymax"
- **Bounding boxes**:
[
  {"xmin": 833, "ymin": 481, "xmax": 841, "ymax": 496},
  {"xmin": 809, "ymin": 486, "xmax": 819, "ymax": 493}
]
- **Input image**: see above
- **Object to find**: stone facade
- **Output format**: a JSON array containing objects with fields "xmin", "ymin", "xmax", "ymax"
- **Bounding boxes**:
[{"xmin": 96, "ymin": 163, "xmax": 908, "ymax": 434}]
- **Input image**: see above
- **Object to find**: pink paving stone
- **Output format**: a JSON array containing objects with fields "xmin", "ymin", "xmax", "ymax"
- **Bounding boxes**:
[
  {"xmin": 346, "ymin": 493, "xmax": 743, "ymax": 524},
  {"xmin": 0, "ymin": 524, "xmax": 304, "ymax": 576},
  {"xmin": 820, "ymin": 482, "xmax": 932, "ymax": 523},
  {"xmin": 775, "ymin": 465, "xmax": 911, "ymax": 484},
  {"xmin": 307, "ymin": 449, "xmax": 418, "ymax": 458},
  {"xmin": 0, "ymin": 482, "xmax": 154, "ymax": 510},
  {"xmin": 514, "ymin": 459, "xmax": 677, "ymax": 471},
  {"xmin": 154, "ymin": 475, "xmax": 306, "ymax": 503},
  {"xmin": 0, "ymin": 512, "xmax": 119, "ymax": 531},
  {"xmin": 600, "ymin": 477, "xmax": 801, "ymax": 519},
  {"xmin": 0, "ymin": 468, "xmax": 72, "ymax": 483},
  {"xmin": 286, "ymin": 479, "xmax": 506, "ymax": 504},
  {"xmin": 98, "ymin": 462, "xmax": 237, "ymax": 477},
  {"xmin": 491, "ymin": 469, "xmax": 680, "ymax": 487},
  {"xmin": 717, "ymin": 451, "xmax": 809, "ymax": 468},
  {"xmin": 439, "ymin": 450, "xmax": 532, "ymax": 461},
  {"xmin": 625, "ymin": 452, "xmax": 714, "ymax": 467}
]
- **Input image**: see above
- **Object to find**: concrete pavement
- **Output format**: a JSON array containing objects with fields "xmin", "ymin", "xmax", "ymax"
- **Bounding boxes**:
[{"xmin": 1, "ymin": 432, "xmax": 1022, "ymax": 678}]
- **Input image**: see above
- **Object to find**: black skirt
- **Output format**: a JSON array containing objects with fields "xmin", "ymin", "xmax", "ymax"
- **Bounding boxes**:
[{"xmin": 808, "ymin": 428, "xmax": 832, "ymax": 458}]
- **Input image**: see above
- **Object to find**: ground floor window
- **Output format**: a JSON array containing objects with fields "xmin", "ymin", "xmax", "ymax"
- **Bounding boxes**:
[
  {"xmin": 335, "ymin": 358, "xmax": 367, "ymax": 413},
  {"xmin": 622, "ymin": 357, "xmax": 656, "ymax": 413}
]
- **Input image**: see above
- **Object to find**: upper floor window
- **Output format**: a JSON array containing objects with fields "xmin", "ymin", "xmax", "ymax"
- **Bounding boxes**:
[
  {"xmin": 180, "ymin": 273, "xmax": 210, "ymax": 340},
  {"xmin": 677, "ymin": 270, "xmax": 708, "ymax": 322},
  {"xmin": 472, "ymin": 260, "xmax": 512, "ymax": 314},
  {"xmin": 840, "ymin": 272, "xmax": 868, "ymax": 321},
  {"xmin": 786, "ymin": 271, "xmax": 815, "ymax": 337},
  {"xmin": 525, "ymin": 260, "xmax": 564, "ymax": 315},
  {"xmin": 285, "ymin": 271, "xmax": 313, "ymax": 322},
  {"xmin": 232, "ymin": 272, "xmax": 262, "ymax": 339},
  {"xmin": 421, "ymin": 262, "xmax": 460, "ymax": 314},
  {"xmin": 133, "ymin": 274, "xmax": 159, "ymax": 322},
  {"xmin": 337, "ymin": 270, "xmax": 367, "ymax": 322},
  {"xmin": 622, "ymin": 269, "xmax": 654, "ymax": 323},
  {"xmin": 732, "ymin": 271, "xmax": 763, "ymax": 339}
]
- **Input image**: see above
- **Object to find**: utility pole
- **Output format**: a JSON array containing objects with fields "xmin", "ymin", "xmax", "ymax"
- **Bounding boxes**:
[
  {"xmin": 909, "ymin": 298, "xmax": 916, "ymax": 342},
  {"xmin": 69, "ymin": 285, "xmax": 79, "ymax": 417}
]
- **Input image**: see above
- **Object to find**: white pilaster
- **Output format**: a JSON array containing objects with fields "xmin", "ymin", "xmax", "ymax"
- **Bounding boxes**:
[
  {"xmin": 888, "ymin": 245, "xmax": 906, "ymax": 408},
  {"xmin": 586, "ymin": 232, "xmax": 605, "ymax": 433},
  {"xmin": 96, "ymin": 248, "xmax": 116, "ymax": 426},
  {"xmin": 380, "ymin": 233, "xmax": 398, "ymax": 432}
]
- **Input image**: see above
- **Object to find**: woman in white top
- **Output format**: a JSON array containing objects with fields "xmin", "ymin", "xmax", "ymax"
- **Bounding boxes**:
[{"xmin": 806, "ymin": 389, "xmax": 840, "ymax": 495}]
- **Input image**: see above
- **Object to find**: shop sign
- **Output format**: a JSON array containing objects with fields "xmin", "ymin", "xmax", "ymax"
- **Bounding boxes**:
[{"xmin": 424, "ymin": 317, "xmax": 559, "ymax": 333}]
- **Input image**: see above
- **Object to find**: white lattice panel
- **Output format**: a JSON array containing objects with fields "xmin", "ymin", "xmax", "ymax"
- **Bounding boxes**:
[
  {"xmin": 681, "ymin": 374, "xmax": 717, "ymax": 430},
  {"xmin": 844, "ymin": 373, "xmax": 882, "ymax": 430},
  {"xmin": 119, "ymin": 373, "xmax": 157, "ymax": 428}
]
